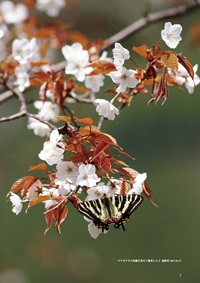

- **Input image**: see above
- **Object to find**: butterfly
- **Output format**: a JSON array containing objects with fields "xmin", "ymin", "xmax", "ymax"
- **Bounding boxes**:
[{"xmin": 77, "ymin": 194, "xmax": 143, "ymax": 232}]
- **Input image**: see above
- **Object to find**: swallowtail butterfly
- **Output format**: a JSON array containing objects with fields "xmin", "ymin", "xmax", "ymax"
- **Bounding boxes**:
[{"xmin": 77, "ymin": 194, "xmax": 143, "ymax": 232}]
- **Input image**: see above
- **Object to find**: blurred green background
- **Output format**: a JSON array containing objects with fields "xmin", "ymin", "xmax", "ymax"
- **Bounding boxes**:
[{"xmin": 1, "ymin": 0, "xmax": 200, "ymax": 282}]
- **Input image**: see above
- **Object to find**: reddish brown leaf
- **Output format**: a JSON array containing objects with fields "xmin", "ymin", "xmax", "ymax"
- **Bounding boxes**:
[
  {"xmin": 149, "ymin": 71, "xmax": 168, "ymax": 104},
  {"xmin": 55, "ymin": 203, "xmax": 68, "ymax": 234},
  {"xmin": 27, "ymin": 195, "xmax": 51, "ymax": 212},
  {"xmin": 113, "ymin": 146, "xmax": 135, "ymax": 160},
  {"xmin": 44, "ymin": 207, "xmax": 54, "ymax": 234},
  {"xmin": 161, "ymin": 52, "xmax": 178, "ymax": 72},
  {"xmin": 70, "ymin": 151, "xmax": 92, "ymax": 164},
  {"xmin": 89, "ymin": 131, "xmax": 118, "ymax": 146},
  {"xmin": 101, "ymin": 157, "xmax": 111, "ymax": 173},
  {"xmin": 29, "ymin": 163, "xmax": 47, "ymax": 171},
  {"xmin": 132, "ymin": 45, "xmax": 148, "ymax": 57},
  {"xmin": 120, "ymin": 180, "xmax": 131, "ymax": 195},
  {"xmin": 31, "ymin": 59, "xmax": 51, "ymax": 67},
  {"xmin": 73, "ymin": 117, "xmax": 93, "ymax": 125},
  {"xmin": 91, "ymin": 142, "xmax": 109, "ymax": 161},
  {"xmin": 121, "ymin": 167, "xmax": 138, "ymax": 180},
  {"xmin": 110, "ymin": 158, "xmax": 128, "ymax": 167},
  {"xmin": 24, "ymin": 0, "xmax": 36, "ymax": 8},
  {"xmin": 177, "ymin": 54, "xmax": 194, "ymax": 79},
  {"xmin": 88, "ymin": 60, "xmax": 117, "ymax": 76},
  {"xmin": 66, "ymin": 31, "xmax": 91, "ymax": 49},
  {"xmin": 39, "ymin": 81, "xmax": 48, "ymax": 103},
  {"xmin": 143, "ymin": 182, "xmax": 158, "ymax": 207},
  {"xmin": 56, "ymin": 115, "xmax": 71, "ymax": 122},
  {"xmin": 8, "ymin": 176, "xmax": 38, "ymax": 196}
]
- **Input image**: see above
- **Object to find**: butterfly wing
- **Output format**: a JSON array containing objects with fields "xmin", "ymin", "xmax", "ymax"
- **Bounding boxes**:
[
  {"xmin": 111, "ymin": 194, "xmax": 143, "ymax": 230},
  {"xmin": 77, "ymin": 198, "xmax": 110, "ymax": 231}
]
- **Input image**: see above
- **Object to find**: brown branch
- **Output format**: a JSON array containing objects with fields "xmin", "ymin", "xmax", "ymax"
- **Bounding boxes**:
[
  {"xmin": 0, "ymin": 109, "xmax": 56, "ymax": 129},
  {"xmin": 0, "ymin": 83, "xmax": 56, "ymax": 129},
  {"xmin": 0, "ymin": 88, "xmax": 15, "ymax": 103},
  {"xmin": 0, "ymin": 111, "xmax": 27, "ymax": 122},
  {"xmin": 43, "ymin": 0, "xmax": 200, "ymax": 74},
  {"xmin": 26, "ymin": 113, "xmax": 56, "ymax": 130},
  {"xmin": 103, "ymin": 0, "xmax": 200, "ymax": 48}
]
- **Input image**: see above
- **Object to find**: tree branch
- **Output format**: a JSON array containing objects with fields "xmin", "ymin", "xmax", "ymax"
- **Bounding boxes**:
[
  {"xmin": 103, "ymin": 0, "xmax": 200, "ymax": 48},
  {"xmin": 36, "ymin": 0, "xmax": 200, "ymax": 75}
]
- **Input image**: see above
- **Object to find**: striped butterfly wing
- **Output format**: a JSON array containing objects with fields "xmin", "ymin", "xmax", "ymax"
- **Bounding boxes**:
[
  {"xmin": 77, "ymin": 194, "xmax": 143, "ymax": 232},
  {"xmin": 110, "ymin": 194, "xmax": 143, "ymax": 230},
  {"xmin": 77, "ymin": 198, "xmax": 111, "ymax": 231}
]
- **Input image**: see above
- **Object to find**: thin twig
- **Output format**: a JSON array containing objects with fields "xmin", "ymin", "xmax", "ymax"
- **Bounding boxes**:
[
  {"xmin": 103, "ymin": 1, "xmax": 200, "ymax": 48},
  {"xmin": 40, "ymin": 0, "xmax": 200, "ymax": 74}
]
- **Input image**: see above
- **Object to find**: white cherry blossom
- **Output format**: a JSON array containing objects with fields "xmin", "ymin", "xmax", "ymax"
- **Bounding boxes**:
[
  {"xmin": 168, "ymin": 63, "xmax": 200, "ymax": 94},
  {"xmin": 77, "ymin": 164, "xmax": 100, "ymax": 187},
  {"xmin": 99, "ymin": 51, "xmax": 113, "ymax": 62},
  {"xmin": 54, "ymin": 180, "xmax": 76, "ymax": 195},
  {"xmin": 128, "ymin": 173, "xmax": 147, "ymax": 195},
  {"xmin": 34, "ymin": 101, "xmax": 60, "ymax": 121},
  {"xmin": 10, "ymin": 193, "xmax": 23, "ymax": 215},
  {"xmin": 185, "ymin": 64, "xmax": 200, "ymax": 94},
  {"xmin": 14, "ymin": 65, "xmax": 30, "ymax": 92},
  {"xmin": 25, "ymin": 179, "xmax": 43, "ymax": 200},
  {"xmin": 161, "ymin": 22, "xmax": 182, "ymax": 49},
  {"xmin": 112, "ymin": 42, "xmax": 130, "ymax": 69},
  {"xmin": 12, "ymin": 38, "xmax": 40, "ymax": 64},
  {"xmin": 95, "ymin": 99, "xmax": 119, "ymax": 120},
  {"xmin": 38, "ymin": 130, "xmax": 65, "ymax": 166},
  {"xmin": 62, "ymin": 43, "xmax": 92, "ymax": 82},
  {"xmin": 36, "ymin": 0, "xmax": 65, "ymax": 17},
  {"xmin": 110, "ymin": 67, "xmax": 139, "ymax": 93},
  {"xmin": 0, "ymin": 1, "xmax": 28, "ymax": 24},
  {"xmin": 27, "ymin": 118, "xmax": 51, "ymax": 137},
  {"xmin": 42, "ymin": 188, "xmax": 59, "ymax": 210},
  {"xmin": 87, "ymin": 219, "xmax": 102, "ymax": 239},
  {"xmin": 85, "ymin": 183, "xmax": 109, "ymax": 201},
  {"xmin": 107, "ymin": 178, "xmax": 122, "ymax": 195},
  {"xmin": 84, "ymin": 74, "xmax": 105, "ymax": 92},
  {"xmin": 38, "ymin": 142, "xmax": 64, "ymax": 166},
  {"xmin": 56, "ymin": 161, "xmax": 79, "ymax": 183},
  {"xmin": 84, "ymin": 217, "xmax": 109, "ymax": 239}
]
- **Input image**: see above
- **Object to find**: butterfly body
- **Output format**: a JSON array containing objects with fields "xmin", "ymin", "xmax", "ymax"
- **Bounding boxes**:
[{"xmin": 77, "ymin": 194, "xmax": 143, "ymax": 232}]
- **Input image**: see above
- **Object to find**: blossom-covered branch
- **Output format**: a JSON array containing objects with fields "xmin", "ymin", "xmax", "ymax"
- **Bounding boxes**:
[{"xmin": 1, "ymin": 0, "xmax": 199, "ymax": 238}]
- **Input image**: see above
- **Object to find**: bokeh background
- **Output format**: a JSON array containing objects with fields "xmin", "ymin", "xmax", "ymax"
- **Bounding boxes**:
[{"xmin": 0, "ymin": 0, "xmax": 200, "ymax": 282}]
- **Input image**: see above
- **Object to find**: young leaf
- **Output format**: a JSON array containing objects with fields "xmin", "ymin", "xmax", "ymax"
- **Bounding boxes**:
[
  {"xmin": 143, "ymin": 182, "xmax": 158, "ymax": 207},
  {"xmin": 133, "ymin": 45, "xmax": 148, "ymax": 57},
  {"xmin": 54, "ymin": 203, "xmax": 68, "ymax": 234},
  {"xmin": 120, "ymin": 167, "xmax": 138, "ymax": 180},
  {"xmin": 44, "ymin": 207, "xmax": 54, "ymax": 234},
  {"xmin": 29, "ymin": 163, "xmax": 47, "ymax": 171},
  {"xmin": 8, "ymin": 176, "xmax": 38, "ymax": 196},
  {"xmin": 73, "ymin": 117, "xmax": 93, "ymax": 125},
  {"xmin": 161, "ymin": 52, "xmax": 178, "ymax": 72},
  {"xmin": 177, "ymin": 54, "xmax": 194, "ymax": 79},
  {"xmin": 26, "ymin": 195, "xmax": 51, "ymax": 212},
  {"xmin": 88, "ymin": 60, "xmax": 117, "ymax": 76}
]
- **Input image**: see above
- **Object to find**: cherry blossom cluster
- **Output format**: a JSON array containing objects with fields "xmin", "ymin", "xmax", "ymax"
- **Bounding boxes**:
[
  {"xmin": 22, "ymin": 23, "xmax": 200, "ymax": 136},
  {"xmin": 0, "ymin": 0, "xmax": 65, "ymax": 60},
  {"xmin": 9, "ymin": 129, "xmax": 147, "ymax": 238},
  {"xmin": 0, "ymin": 0, "xmax": 65, "ymax": 23},
  {"xmin": 7, "ymin": 21, "xmax": 199, "ymax": 138},
  {"xmin": 12, "ymin": 38, "xmax": 41, "ymax": 91}
]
